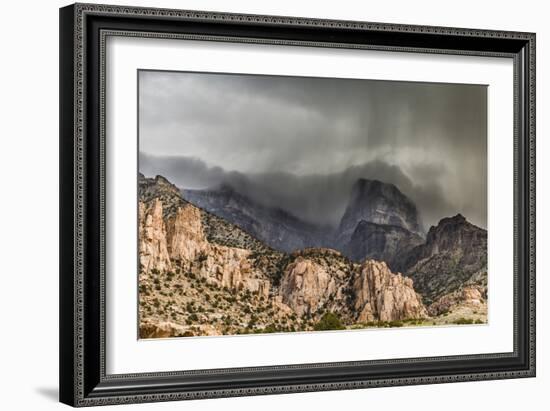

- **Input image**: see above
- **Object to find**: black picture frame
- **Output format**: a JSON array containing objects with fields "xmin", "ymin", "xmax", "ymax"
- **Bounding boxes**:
[{"xmin": 59, "ymin": 3, "xmax": 536, "ymax": 407}]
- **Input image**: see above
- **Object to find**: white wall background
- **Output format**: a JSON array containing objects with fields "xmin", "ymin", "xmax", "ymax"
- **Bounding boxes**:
[{"xmin": 0, "ymin": 0, "xmax": 546, "ymax": 409}]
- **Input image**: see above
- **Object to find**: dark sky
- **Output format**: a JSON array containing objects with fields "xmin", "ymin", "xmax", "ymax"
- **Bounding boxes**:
[{"xmin": 139, "ymin": 70, "xmax": 487, "ymax": 230}]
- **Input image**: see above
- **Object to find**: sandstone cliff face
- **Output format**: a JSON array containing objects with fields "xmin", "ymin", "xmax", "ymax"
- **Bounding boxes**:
[
  {"xmin": 197, "ymin": 245, "xmax": 270, "ymax": 298},
  {"xmin": 139, "ymin": 196, "xmax": 270, "ymax": 297},
  {"xmin": 352, "ymin": 260, "xmax": 427, "ymax": 322},
  {"xmin": 139, "ymin": 199, "xmax": 172, "ymax": 273},
  {"xmin": 278, "ymin": 249, "xmax": 427, "ymax": 323},
  {"xmin": 166, "ymin": 203, "xmax": 204, "ymax": 264},
  {"xmin": 279, "ymin": 257, "xmax": 335, "ymax": 316}
]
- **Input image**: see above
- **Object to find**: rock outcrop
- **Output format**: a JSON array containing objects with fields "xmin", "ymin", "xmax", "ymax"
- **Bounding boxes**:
[
  {"xmin": 279, "ymin": 257, "xmax": 336, "ymax": 317},
  {"xmin": 139, "ymin": 199, "xmax": 172, "ymax": 273},
  {"xmin": 352, "ymin": 260, "xmax": 428, "ymax": 322},
  {"xmin": 278, "ymin": 249, "xmax": 427, "ymax": 323},
  {"xmin": 139, "ymin": 195, "xmax": 271, "ymax": 297},
  {"xmin": 398, "ymin": 214, "xmax": 487, "ymax": 302},
  {"xmin": 428, "ymin": 285, "xmax": 485, "ymax": 317},
  {"xmin": 166, "ymin": 203, "xmax": 204, "ymax": 263}
]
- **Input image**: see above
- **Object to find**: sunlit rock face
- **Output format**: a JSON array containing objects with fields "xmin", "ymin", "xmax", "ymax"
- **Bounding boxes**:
[{"xmin": 352, "ymin": 260, "xmax": 428, "ymax": 322}]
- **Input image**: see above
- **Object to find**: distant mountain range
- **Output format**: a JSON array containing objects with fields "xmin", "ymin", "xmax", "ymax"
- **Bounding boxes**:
[
  {"xmin": 182, "ymin": 184, "xmax": 333, "ymax": 253},
  {"xmin": 183, "ymin": 178, "xmax": 424, "ymax": 260},
  {"xmin": 181, "ymin": 176, "xmax": 487, "ymax": 303}
]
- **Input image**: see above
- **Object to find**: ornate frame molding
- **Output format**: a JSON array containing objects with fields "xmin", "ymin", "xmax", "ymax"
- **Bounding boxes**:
[{"xmin": 60, "ymin": 3, "xmax": 535, "ymax": 407}]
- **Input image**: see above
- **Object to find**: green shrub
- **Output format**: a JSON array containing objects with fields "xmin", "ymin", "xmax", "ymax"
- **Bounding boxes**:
[
  {"xmin": 313, "ymin": 312, "xmax": 345, "ymax": 331},
  {"xmin": 453, "ymin": 317, "xmax": 474, "ymax": 325}
]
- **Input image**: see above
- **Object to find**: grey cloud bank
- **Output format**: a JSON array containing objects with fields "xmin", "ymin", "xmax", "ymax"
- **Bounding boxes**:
[{"xmin": 139, "ymin": 70, "xmax": 487, "ymax": 229}]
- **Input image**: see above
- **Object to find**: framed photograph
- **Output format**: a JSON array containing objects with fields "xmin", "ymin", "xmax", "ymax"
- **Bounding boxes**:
[{"xmin": 59, "ymin": 3, "xmax": 536, "ymax": 407}]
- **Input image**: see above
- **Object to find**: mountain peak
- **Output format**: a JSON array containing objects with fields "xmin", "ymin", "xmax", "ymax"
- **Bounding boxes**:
[
  {"xmin": 400, "ymin": 212, "xmax": 487, "ymax": 301},
  {"xmin": 427, "ymin": 214, "xmax": 476, "ymax": 237},
  {"xmin": 340, "ymin": 178, "xmax": 423, "ymax": 237},
  {"xmin": 425, "ymin": 213, "xmax": 486, "ymax": 251},
  {"xmin": 154, "ymin": 174, "xmax": 177, "ymax": 187},
  {"xmin": 439, "ymin": 213, "xmax": 466, "ymax": 224}
]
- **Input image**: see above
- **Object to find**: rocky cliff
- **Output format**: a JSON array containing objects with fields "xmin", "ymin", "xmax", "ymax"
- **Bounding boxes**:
[
  {"xmin": 352, "ymin": 260, "xmax": 428, "ymax": 322},
  {"xmin": 343, "ymin": 220, "xmax": 424, "ymax": 270},
  {"xmin": 338, "ymin": 179, "xmax": 424, "ymax": 239},
  {"xmin": 139, "ymin": 174, "xmax": 429, "ymax": 338},
  {"xmin": 277, "ymin": 248, "xmax": 427, "ymax": 323},
  {"xmin": 398, "ymin": 214, "xmax": 488, "ymax": 303},
  {"xmin": 139, "ymin": 175, "xmax": 279, "ymax": 296},
  {"xmin": 139, "ymin": 199, "xmax": 172, "ymax": 273}
]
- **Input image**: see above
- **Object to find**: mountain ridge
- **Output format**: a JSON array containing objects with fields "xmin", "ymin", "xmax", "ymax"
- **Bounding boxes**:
[
  {"xmin": 182, "ymin": 184, "xmax": 333, "ymax": 253},
  {"xmin": 181, "ymin": 177, "xmax": 428, "ymax": 266},
  {"xmin": 398, "ymin": 213, "xmax": 488, "ymax": 303},
  {"xmin": 138, "ymin": 173, "xmax": 432, "ymax": 337}
]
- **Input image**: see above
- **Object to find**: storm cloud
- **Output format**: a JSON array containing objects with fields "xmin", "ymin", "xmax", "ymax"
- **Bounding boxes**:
[{"xmin": 139, "ymin": 70, "xmax": 487, "ymax": 230}]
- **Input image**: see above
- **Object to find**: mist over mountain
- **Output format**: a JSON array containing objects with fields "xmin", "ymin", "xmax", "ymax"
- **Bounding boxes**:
[
  {"xmin": 182, "ymin": 184, "xmax": 333, "ymax": 253},
  {"xmin": 179, "ymin": 175, "xmax": 431, "ymax": 268},
  {"xmin": 139, "ymin": 71, "xmax": 487, "ymax": 232},
  {"xmin": 140, "ymin": 152, "xmax": 485, "ymax": 230}
]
